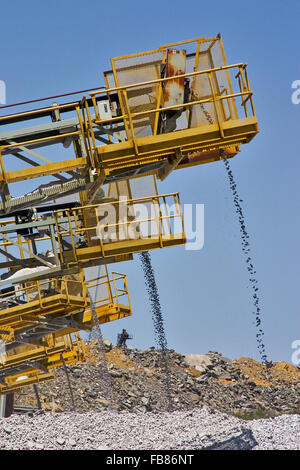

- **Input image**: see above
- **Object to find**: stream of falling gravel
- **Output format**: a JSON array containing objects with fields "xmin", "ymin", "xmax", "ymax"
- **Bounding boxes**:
[
  {"xmin": 223, "ymin": 155, "xmax": 268, "ymax": 365},
  {"xmin": 139, "ymin": 251, "xmax": 173, "ymax": 411},
  {"xmin": 87, "ymin": 291, "xmax": 113, "ymax": 408},
  {"xmin": 60, "ymin": 354, "xmax": 76, "ymax": 411}
]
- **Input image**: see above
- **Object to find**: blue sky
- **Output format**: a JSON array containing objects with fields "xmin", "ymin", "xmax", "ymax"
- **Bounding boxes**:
[{"xmin": 0, "ymin": 0, "xmax": 299, "ymax": 362}]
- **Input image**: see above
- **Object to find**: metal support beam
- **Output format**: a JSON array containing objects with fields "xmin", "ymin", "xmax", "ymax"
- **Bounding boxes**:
[
  {"xmin": 1, "ymin": 231, "xmax": 54, "ymax": 268},
  {"xmin": 29, "ymin": 361, "xmax": 47, "ymax": 373},
  {"xmin": 157, "ymin": 148, "xmax": 184, "ymax": 181},
  {"xmin": 0, "ymin": 392, "xmax": 14, "ymax": 417},
  {"xmin": 0, "ymin": 247, "xmax": 28, "ymax": 268},
  {"xmin": 33, "ymin": 383, "xmax": 42, "ymax": 410},
  {"xmin": 60, "ymin": 354, "xmax": 76, "ymax": 411},
  {"xmin": 11, "ymin": 151, "xmax": 68, "ymax": 182},
  {"xmin": 0, "ymin": 393, "xmax": 5, "ymax": 417}
]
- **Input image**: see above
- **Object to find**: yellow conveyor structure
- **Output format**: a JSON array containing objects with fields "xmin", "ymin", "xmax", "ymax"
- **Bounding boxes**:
[{"xmin": 0, "ymin": 34, "xmax": 258, "ymax": 398}]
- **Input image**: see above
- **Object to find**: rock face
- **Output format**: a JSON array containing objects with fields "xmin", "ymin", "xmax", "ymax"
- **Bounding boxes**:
[
  {"xmin": 184, "ymin": 354, "xmax": 214, "ymax": 373},
  {"xmin": 102, "ymin": 339, "xmax": 113, "ymax": 352},
  {"xmin": 13, "ymin": 343, "xmax": 300, "ymax": 418}
]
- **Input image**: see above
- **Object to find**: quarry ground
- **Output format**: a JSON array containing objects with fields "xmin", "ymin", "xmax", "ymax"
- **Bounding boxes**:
[
  {"xmin": 0, "ymin": 407, "xmax": 299, "ymax": 450},
  {"xmin": 1, "ymin": 341, "xmax": 299, "ymax": 450}
]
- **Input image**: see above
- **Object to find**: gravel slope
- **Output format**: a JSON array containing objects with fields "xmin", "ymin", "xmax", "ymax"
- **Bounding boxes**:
[
  {"xmin": 0, "ymin": 407, "xmax": 299, "ymax": 450},
  {"xmin": 14, "ymin": 347, "xmax": 300, "ymax": 416}
]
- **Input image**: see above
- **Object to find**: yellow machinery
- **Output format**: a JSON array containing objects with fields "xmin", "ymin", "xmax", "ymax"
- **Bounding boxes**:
[
  {"xmin": 0, "ymin": 34, "xmax": 258, "ymax": 397},
  {"xmin": 0, "ymin": 333, "xmax": 84, "ymax": 393},
  {"xmin": 0, "ymin": 35, "xmax": 258, "ymax": 212},
  {"xmin": 0, "ymin": 269, "xmax": 131, "ymax": 342},
  {"xmin": 0, "ymin": 267, "xmax": 132, "ymax": 391}
]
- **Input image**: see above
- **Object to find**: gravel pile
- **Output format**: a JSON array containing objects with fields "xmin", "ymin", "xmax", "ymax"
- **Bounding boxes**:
[
  {"xmin": 14, "ymin": 345, "xmax": 300, "ymax": 417},
  {"xmin": 0, "ymin": 407, "xmax": 299, "ymax": 450}
]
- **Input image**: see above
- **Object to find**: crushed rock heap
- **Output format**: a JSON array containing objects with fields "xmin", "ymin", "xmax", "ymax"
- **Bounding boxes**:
[{"xmin": 14, "ymin": 341, "xmax": 300, "ymax": 417}]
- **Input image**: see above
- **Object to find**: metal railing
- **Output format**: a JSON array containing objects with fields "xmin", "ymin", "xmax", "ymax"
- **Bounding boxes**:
[
  {"xmin": 0, "ymin": 332, "xmax": 85, "ymax": 392},
  {"xmin": 86, "ymin": 271, "xmax": 131, "ymax": 310},
  {"xmin": 54, "ymin": 192, "xmax": 185, "ymax": 259},
  {"xmin": 0, "ymin": 275, "xmax": 85, "ymax": 310},
  {"xmin": 0, "ymin": 60, "xmax": 256, "ymax": 182},
  {"xmin": 0, "ymin": 268, "xmax": 131, "ymax": 337},
  {"xmin": 85, "ymin": 62, "xmax": 255, "ymax": 157}
]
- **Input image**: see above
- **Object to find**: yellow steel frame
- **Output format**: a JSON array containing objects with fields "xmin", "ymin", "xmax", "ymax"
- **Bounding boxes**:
[
  {"xmin": 1, "ymin": 372, "xmax": 55, "ymax": 393},
  {"xmin": 0, "ymin": 270, "xmax": 132, "ymax": 393},
  {"xmin": 0, "ymin": 213, "xmax": 134, "ymax": 274},
  {"xmin": 89, "ymin": 63, "xmax": 257, "ymax": 172},
  {"xmin": 0, "ymin": 271, "xmax": 132, "ymax": 342},
  {"xmin": 0, "ymin": 333, "xmax": 85, "ymax": 393},
  {"xmin": 0, "ymin": 191, "xmax": 185, "ymax": 276},
  {"xmin": 0, "ymin": 35, "xmax": 259, "ymax": 395},
  {"xmin": 0, "ymin": 36, "xmax": 258, "ymax": 188},
  {"xmin": 54, "ymin": 192, "xmax": 186, "ymax": 267},
  {"xmin": 0, "ymin": 276, "xmax": 88, "ymax": 337}
]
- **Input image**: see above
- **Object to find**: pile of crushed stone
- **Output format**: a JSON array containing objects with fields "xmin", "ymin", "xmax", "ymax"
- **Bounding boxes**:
[
  {"xmin": 234, "ymin": 357, "xmax": 300, "ymax": 385},
  {"xmin": 13, "ymin": 345, "xmax": 300, "ymax": 417},
  {"xmin": 0, "ymin": 407, "xmax": 299, "ymax": 450}
]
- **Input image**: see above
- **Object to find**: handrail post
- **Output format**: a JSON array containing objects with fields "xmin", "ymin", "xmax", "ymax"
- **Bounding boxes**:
[
  {"xmin": 112, "ymin": 273, "xmax": 119, "ymax": 306},
  {"xmin": 122, "ymin": 90, "xmax": 139, "ymax": 155},
  {"xmin": 152, "ymin": 196, "xmax": 163, "ymax": 248},
  {"xmin": 207, "ymin": 72, "xmax": 224, "ymax": 138}
]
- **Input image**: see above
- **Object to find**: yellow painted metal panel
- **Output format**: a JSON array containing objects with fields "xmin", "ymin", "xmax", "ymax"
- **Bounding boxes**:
[{"xmin": 5, "ymin": 157, "xmax": 88, "ymax": 183}]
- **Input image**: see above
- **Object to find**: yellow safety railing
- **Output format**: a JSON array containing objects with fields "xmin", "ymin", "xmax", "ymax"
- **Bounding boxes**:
[
  {"xmin": 0, "ymin": 275, "xmax": 86, "ymax": 314},
  {"xmin": 0, "ymin": 101, "xmax": 82, "ymax": 148},
  {"xmin": 84, "ymin": 62, "xmax": 255, "ymax": 157},
  {"xmin": 0, "ymin": 332, "xmax": 86, "ymax": 392},
  {"xmin": 0, "ymin": 61, "xmax": 256, "ymax": 183},
  {"xmin": 54, "ymin": 192, "xmax": 185, "ymax": 260},
  {"xmin": 0, "ymin": 267, "xmax": 131, "ymax": 341},
  {"xmin": 86, "ymin": 271, "xmax": 131, "ymax": 310}
]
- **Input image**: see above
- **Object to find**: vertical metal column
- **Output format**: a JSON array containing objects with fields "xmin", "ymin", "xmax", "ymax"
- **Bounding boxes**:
[
  {"xmin": 5, "ymin": 393, "xmax": 14, "ymax": 417},
  {"xmin": 0, "ymin": 392, "xmax": 14, "ymax": 417},
  {"xmin": 60, "ymin": 354, "xmax": 76, "ymax": 411},
  {"xmin": 0, "ymin": 394, "xmax": 6, "ymax": 417},
  {"xmin": 33, "ymin": 384, "xmax": 42, "ymax": 410}
]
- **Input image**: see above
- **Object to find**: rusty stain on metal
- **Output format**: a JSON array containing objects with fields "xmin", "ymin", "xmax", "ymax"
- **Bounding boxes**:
[
  {"xmin": 163, "ymin": 49, "xmax": 186, "ymax": 107},
  {"xmin": 185, "ymin": 146, "xmax": 238, "ymax": 164}
]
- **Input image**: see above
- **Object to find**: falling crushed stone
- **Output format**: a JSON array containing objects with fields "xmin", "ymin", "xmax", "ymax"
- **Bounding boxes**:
[
  {"xmin": 139, "ymin": 251, "xmax": 173, "ymax": 411},
  {"xmin": 88, "ymin": 291, "xmax": 113, "ymax": 408},
  {"xmin": 60, "ymin": 353, "xmax": 76, "ymax": 411},
  {"xmin": 223, "ymin": 155, "xmax": 268, "ymax": 364}
]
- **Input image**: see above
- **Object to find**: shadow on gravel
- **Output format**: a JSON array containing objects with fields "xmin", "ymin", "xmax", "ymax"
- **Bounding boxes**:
[{"xmin": 202, "ymin": 428, "xmax": 258, "ymax": 450}]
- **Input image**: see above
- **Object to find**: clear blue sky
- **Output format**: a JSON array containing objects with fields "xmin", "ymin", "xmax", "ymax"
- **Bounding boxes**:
[{"xmin": 0, "ymin": 0, "xmax": 299, "ymax": 362}]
